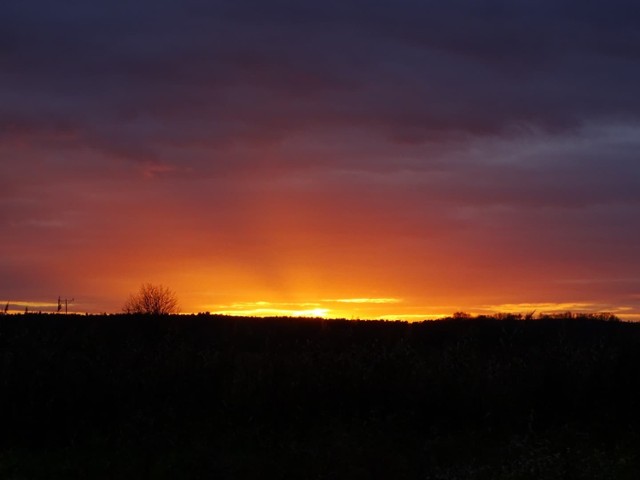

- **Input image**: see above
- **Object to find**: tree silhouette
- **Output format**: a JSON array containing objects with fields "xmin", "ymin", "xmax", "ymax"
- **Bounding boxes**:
[{"xmin": 123, "ymin": 283, "xmax": 179, "ymax": 315}]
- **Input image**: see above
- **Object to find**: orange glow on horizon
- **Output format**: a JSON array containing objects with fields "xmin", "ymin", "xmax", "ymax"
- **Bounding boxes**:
[
  {"xmin": 2, "ymin": 290, "xmax": 637, "ymax": 321},
  {"xmin": 4, "ymin": 146, "xmax": 639, "ymax": 322}
]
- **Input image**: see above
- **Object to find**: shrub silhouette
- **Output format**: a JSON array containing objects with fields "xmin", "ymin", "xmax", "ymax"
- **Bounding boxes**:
[{"xmin": 123, "ymin": 283, "xmax": 179, "ymax": 315}]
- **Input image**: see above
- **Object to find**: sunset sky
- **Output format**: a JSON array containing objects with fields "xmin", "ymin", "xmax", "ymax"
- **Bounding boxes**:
[{"xmin": 2, "ymin": 0, "xmax": 640, "ymax": 319}]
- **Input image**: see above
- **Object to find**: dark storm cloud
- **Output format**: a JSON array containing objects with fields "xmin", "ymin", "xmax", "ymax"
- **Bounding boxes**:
[{"xmin": 3, "ymin": 0, "xmax": 640, "ymax": 168}]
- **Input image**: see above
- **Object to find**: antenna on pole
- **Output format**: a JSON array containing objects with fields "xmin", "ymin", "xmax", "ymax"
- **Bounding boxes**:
[
  {"xmin": 64, "ymin": 298, "xmax": 74, "ymax": 314},
  {"xmin": 57, "ymin": 297, "xmax": 74, "ymax": 314},
  {"xmin": 3, "ymin": 302, "xmax": 8, "ymax": 314}
]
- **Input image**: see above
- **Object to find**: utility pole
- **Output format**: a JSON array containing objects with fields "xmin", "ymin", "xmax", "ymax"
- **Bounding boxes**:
[{"xmin": 60, "ymin": 298, "xmax": 74, "ymax": 314}]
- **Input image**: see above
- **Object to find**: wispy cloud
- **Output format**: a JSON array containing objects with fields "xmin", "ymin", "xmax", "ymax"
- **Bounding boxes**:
[
  {"xmin": 477, "ymin": 302, "xmax": 640, "ymax": 320},
  {"xmin": 480, "ymin": 302, "xmax": 596, "ymax": 313},
  {"xmin": 14, "ymin": 219, "xmax": 68, "ymax": 229},
  {"xmin": 554, "ymin": 278, "xmax": 640, "ymax": 285},
  {"xmin": 215, "ymin": 307, "xmax": 330, "ymax": 318},
  {"xmin": 220, "ymin": 301, "xmax": 322, "ymax": 309},
  {"xmin": 206, "ymin": 301, "xmax": 328, "ymax": 317},
  {"xmin": 325, "ymin": 298, "xmax": 402, "ymax": 304},
  {"xmin": 0, "ymin": 300, "xmax": 60, "ymax": 313},
  {"xmin": 373, "ymin": 313, "xmax": 448, "ymax": 321}
]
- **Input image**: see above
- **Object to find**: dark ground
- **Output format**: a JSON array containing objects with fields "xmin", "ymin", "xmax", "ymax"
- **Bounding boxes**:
[{"xmin": 1, "ymin": 313, "xmax": 639, "ymax": 479}]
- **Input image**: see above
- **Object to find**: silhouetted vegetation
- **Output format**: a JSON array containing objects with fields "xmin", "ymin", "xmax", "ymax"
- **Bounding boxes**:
[
  {"xmin": 1, "ymin": 313, "xmax": 639, "ymax": 478},
  {"xmin": 122, "ymin": 283, "xmax": 179, "ymax": 315}
]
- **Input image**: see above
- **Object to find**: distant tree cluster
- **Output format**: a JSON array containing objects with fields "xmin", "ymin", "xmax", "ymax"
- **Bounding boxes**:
[{"xmin": 123, "ymin": 283, "xmax": 179, "ymax": 315}]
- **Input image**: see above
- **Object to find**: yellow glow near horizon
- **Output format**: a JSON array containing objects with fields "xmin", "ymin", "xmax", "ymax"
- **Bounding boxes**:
[
  {"xmin": 326, "ymin": 298, "xmax": 402, "ymax": 304},
  {"xmin": 199, "ymin": 297, "xmax": 448, "ymax": 321},
  {"xmin": 214, "ymin": 307, "xmax": 330, "ymax": 318},
  {"xmin": 5, "ymin": 292, "xmax": 638, "ymax": 322},
  {"xmin": 480, "ymin": 302, "xmax": 597, "ymax": 314}
]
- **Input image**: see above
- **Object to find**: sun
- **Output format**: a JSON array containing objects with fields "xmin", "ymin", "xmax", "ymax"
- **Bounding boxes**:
[{"xmin": 294, "ymin": 308, "xmax": 330, "ymax": 318}]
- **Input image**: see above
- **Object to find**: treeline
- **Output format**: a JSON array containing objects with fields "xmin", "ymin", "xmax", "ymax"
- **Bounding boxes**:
[{"xmin": 1, "ymin": 313, "xmax": 639, "ymax": 478}]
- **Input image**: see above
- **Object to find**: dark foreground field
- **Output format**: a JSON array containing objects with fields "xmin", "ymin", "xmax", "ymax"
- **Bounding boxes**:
[{"xmin": 2, "ymin": 313, "xmax": 640, "ymax": 479}]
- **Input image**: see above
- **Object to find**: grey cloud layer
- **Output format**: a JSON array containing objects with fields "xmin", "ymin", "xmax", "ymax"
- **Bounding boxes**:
[{"xmin": 4, "ymin": 0, "xmax": 640, "ymax": 159}]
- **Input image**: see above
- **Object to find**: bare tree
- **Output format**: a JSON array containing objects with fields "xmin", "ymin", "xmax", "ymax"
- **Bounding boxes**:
[{"xmin": 123, "ymin": 283, "xmax": 179, "ymax": 315}]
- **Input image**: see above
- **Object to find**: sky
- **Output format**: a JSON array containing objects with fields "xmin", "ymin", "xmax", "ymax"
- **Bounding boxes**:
[{"xmin": 2, "ymin": 0, "xmax": 640, "ymax": 319}]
